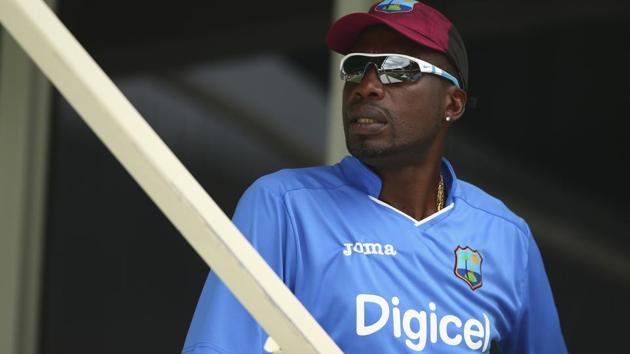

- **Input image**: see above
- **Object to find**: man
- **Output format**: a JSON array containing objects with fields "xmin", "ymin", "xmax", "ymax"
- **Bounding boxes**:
[{"xmin": 183, "ymin": 1, "xmax": 567, "ymax": 353}]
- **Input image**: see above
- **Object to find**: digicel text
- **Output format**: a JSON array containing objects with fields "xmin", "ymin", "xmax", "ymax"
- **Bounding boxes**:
[{"xmin": 356, "ymin": 294, "xmax": 491, "ymax": 352}]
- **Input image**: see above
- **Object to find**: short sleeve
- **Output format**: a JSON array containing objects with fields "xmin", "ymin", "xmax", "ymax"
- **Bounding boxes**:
[
  {"xmin": 502, "ymin": 230, "xmax": 568, "ymax": 354},
  {"xmin": 182, "ymin": 180, "xmax": 294, "ymax": 354}
]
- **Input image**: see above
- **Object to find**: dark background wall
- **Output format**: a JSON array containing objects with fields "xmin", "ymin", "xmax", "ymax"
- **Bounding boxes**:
[{"xmin": 41, "ymin": 1, "xmax": 629, "ymax": 353}]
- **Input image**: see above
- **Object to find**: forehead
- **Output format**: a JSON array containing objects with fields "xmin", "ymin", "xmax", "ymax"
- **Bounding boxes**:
[{"xmin": 350, "ymin": 25, "xmax": 443, "ymax": 63}]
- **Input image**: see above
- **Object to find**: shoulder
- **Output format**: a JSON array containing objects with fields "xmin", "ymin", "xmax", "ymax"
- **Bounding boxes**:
[
  {"xmin": 454, "ymin": 179, "xmax": 530, "ymax": 237},
  {"xmin": 246, "ymin": 164, "xmax": 348, "ymax": 197}
]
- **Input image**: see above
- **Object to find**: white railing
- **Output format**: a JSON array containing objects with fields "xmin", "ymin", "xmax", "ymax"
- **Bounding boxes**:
[{"xmin": 0, "ymin": 0, "xmax": 342, "ymax": 353}]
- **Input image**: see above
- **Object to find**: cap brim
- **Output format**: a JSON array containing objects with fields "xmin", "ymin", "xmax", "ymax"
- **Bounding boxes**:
[{"xmin": 326, "ymin": 12, "xmax": 444, "ymax": 55}]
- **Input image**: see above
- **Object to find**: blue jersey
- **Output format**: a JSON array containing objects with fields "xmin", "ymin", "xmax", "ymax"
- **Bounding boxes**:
[{"xmin": 183, "ymin": 156, "xmax": 567, "ymax": 354}]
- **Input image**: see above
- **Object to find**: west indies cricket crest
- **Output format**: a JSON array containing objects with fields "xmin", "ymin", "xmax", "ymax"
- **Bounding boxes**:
[
  {"xmin": 374, "ymin": 0, "xmax": 417, "ymax": 13},
  {"xmin": 454, "ymin": 246, "xmax": 483, "ymax": 290}
]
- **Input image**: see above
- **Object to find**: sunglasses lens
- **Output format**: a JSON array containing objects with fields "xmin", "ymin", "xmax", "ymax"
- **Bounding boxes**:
[
  {"xmin": 342, "ymin": 55, "xmax": 382, "ymax": 83},
  {"xmin": 341, "ymin": 55, "xmax": 422, "ymax": 84},
  {"xmin": 379, "ymin": 56, "xmax": 422, "ymax": 84}
]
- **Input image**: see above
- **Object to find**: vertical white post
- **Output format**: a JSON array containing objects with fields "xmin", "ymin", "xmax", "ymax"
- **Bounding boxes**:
[
  {"xmin": 0, "ymin": 7, "xmax": 53, "ymax": 353},
  {"xmin": 325, "ymin": 0, "xmax": 374, "ymax": 164}
]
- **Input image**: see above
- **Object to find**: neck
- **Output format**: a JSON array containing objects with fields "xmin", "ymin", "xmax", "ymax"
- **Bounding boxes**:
[{"xmin": 372, "ymin": 154, "xmax": 444, "ymax": 221}]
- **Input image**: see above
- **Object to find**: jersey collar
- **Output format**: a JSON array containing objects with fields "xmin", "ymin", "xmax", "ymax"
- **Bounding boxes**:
[{"xmin": 338, "ymin": 155, "xmax": 459, "ymax": 203}]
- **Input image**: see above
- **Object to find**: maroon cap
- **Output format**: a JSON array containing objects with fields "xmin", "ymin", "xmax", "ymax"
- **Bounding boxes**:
[{"xmin": 327, "ymin": 0, "xmax": 468, "ymax": 90}]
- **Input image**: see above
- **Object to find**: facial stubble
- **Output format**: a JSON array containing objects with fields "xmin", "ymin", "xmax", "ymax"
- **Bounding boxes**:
[{"xmin": 344, "ymin": 108, "xmax": 443, "ymax": 166}]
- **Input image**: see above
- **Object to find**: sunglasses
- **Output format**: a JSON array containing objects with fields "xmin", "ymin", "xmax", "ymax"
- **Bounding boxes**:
[{"xmin": 339, "ymin": 53, "xmax": 461, "ymax": 89}]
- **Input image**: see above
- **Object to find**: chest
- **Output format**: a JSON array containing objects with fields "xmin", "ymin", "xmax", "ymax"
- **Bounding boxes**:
[{"xmin": 286, "ymin": 196, "xmax": 523, "ymax": 352}]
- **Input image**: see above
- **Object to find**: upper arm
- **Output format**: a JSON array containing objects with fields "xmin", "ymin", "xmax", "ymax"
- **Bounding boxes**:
[{"xmin": 182, "ymin": 181, "xmax": 295, "ymax": 354}]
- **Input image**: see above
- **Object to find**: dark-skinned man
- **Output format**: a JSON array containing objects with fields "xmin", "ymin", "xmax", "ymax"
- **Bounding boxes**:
[{"xmin": 183, "ymin": 1, "xmax": 567, "ymax": 353}]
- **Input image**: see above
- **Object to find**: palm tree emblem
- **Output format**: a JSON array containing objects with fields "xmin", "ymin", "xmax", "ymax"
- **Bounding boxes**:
[{"xmin": 460, "ymin": 252, "xmax": 479, "ymax": 283}]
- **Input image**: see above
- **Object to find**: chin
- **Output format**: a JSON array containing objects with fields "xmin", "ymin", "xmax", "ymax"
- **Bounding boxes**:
[
  {"xmin": 347, "ymin": 141, "xmax": 432, "ymax": 168},
  {"xmin": 349, "ymin": 145, "xmax": 401, "ymax": 167},
  {"xmin": 347, "ymin": 140, "xmax": 391, "ymax": 159}
]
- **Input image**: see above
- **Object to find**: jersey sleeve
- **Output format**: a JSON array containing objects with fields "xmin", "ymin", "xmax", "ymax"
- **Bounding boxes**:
[
  {"xmin": 502, "ymin": 229, "xmax": 568, "ymax": 354},
  {"xmin": 182, "ymin": 180, "xmax": 295, "ymax": 354}
]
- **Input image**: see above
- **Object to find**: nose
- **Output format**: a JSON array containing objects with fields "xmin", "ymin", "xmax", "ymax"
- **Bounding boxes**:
[{"xmin": 352, "ymin": 65, "xmax": 385, "ymax": 100}]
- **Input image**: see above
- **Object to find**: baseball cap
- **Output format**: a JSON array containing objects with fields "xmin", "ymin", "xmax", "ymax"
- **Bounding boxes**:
[{"xmin": 327, "ymin": 0, "xmax": 469, "ymax": 91}]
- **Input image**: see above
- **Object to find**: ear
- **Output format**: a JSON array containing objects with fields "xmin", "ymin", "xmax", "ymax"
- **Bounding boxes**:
[{"xmin": 444, "ymin": 86, "xmax": 467, "ymax": 123}]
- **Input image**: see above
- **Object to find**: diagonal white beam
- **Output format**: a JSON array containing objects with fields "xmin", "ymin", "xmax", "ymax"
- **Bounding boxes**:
[{"xmin": 0, "ymin": 0, "xmax": 341, "ymax": 353}]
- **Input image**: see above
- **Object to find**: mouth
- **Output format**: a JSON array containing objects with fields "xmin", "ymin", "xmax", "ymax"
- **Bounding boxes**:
[
  {"xmin": 354, "ymin": 117, "xmax": 382, "ymax": 124},
  {"xmin": 347, "ymin": 108, "xmax": 389, "ymax": 136},
  {"xmin": 348, "ymin": 117, "xmax": 387, "ymax": 136}
]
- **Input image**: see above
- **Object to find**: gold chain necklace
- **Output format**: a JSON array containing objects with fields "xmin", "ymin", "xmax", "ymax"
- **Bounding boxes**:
[{"xmin": 436, "ymin": 175, "xmax": 445, "ymax": 211}]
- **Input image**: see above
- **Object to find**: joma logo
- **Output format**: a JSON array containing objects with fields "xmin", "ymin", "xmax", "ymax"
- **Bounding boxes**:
[{"xmin": 343, "ymin": 242, "xmax": 397, "ymax": 256}]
